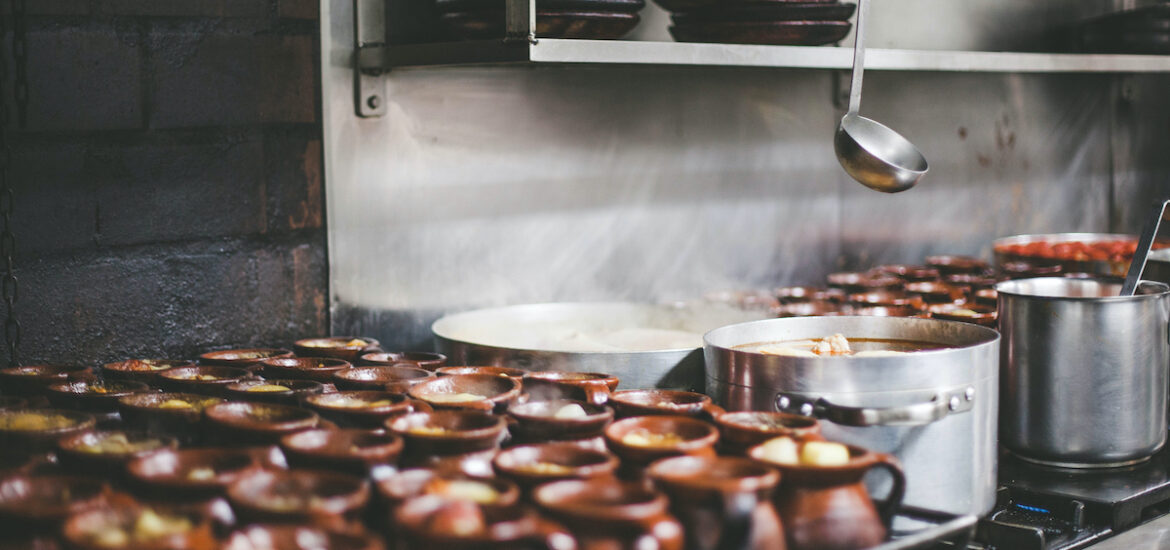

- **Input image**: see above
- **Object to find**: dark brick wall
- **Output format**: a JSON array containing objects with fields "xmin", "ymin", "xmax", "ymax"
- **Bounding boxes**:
[{"xmin": 4, "ymin": 0, "xmax": 327, "ymax": 365}]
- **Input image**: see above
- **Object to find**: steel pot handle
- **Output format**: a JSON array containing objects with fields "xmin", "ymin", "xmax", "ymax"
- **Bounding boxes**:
[{"xmin": 774, "ymin": 386, "xmax": 975, "ymax": 427}]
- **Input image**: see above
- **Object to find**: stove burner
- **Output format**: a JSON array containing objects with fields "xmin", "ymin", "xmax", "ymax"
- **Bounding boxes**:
[{"xmin": 975, "ymin": 447, "xmax": 1170, "ymax": 549}]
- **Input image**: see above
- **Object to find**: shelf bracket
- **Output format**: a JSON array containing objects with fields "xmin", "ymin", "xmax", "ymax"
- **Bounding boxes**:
[
  {"xmin": 354, "ymin": 0, "xmax": 387, "ymax": 118},
  {"xmin": 504, "ymin": 0, "xmax": 537, "ymax": 45}
]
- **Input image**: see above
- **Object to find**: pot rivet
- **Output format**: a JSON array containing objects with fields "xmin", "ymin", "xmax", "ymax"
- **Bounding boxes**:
[
  {"xmin": 965, "ymin": 387, "xmax": 975, "ymax": 401},
  {"xmin": 948, "ymin": 396, "xmax": 961, "ymax": 411},
  {"xmin": 800, "ymin": 403, "xmax": 814, "ymax": 416}
]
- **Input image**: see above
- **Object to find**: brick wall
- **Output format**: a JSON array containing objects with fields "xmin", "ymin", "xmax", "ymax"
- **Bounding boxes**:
[{"xmin": 5, "ymin": 0, "xmax": 327, "ymax": 365}]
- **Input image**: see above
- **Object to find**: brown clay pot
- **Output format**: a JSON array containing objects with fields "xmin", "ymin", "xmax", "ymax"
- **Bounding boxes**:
[
  {"xmin": 102, "ymin": 359, "xmax": 194, "ymax": 384},
  {"xmin": 127, "ymin": 447, "xmax": 264, "ymax": 502},
  {"xmin": 436, "ymin": 365, "xmax": 527, "ymax": 383},
  {"xmin": 603, "ymin": 416, "xmax": 719, "ymax": 477},
  {"xmin": 826, "ymin": 272, "xmax": 903, "ymax": 293},
  {"xmin": 0, "ymin": 364, "xmax": 93, "ymax": 398},
  {"xmin": 375, "ymin": 468, "xmax": 521, "ymax": 526},
  {"xmin": 279, "ymin": 429, "xmax": 403, "ymax": 478},
  {"xmin": 925, "ymin": 255, "xmax": 989, "ymax": 276},
  {"xmin": 870, "ymin": 264, "xmax": 940, "ymax": 282},
  {"xmin": 117, "ymin": 392, "xmax": 225, "ymax": 445},
  {"xmin": 305, "ymin": 391, "xmax": 421, "ymax": 429},
  {"xmin": 224, "ymin": 524, "xmax": 386, "ymax": 550},
  {"xmin": 0, "ymin": 475, "xmax": 110, "ymax": 536},
  {"xmin": 773, "ymin": 286, "xmax": 845, "ymax": 304},
  {"xmin": 748, "ymin": 442, "xmax": 906, "ymax": 550},
  {"xmin": 157, "ymin": 366, "xmax": 253, "ymax": 397},
  {"xmin": 408, "ymin": 374, "xmax": 521, "ymax": 413},
  {"xmin": 360, "ymin": 352, "xmax": 447, "ymax": 371},
  {"xmin": 394, "ymin": 494, "xmax": 570, "ymax": 550},
  {"xmin": 534, "ymin": 478, "xmax": 684, "ymax": 550},
  {"xmin": 227, "ymin": 469, "xmax": 370, "ymax": 531},
  {"xmin": 648, "ymin": 455, "xmax": 785, "ymax": 550},
  {"xmin": 493, "ymin": 442, "xmax": 619, "ymax": 493},
  {"xmin": 608, "ymin": 389, "xmax": 723, "ymax": 420},
  {"xmin": 334, "ymin": 366, "xmax": 435, "ymax": 393},
  {"xmin": 522, "ymin": 371, "xmax": 618, "ymax": 406},
  {"xmin": 46, "ymin": 379, "xmax": 153, "ymax": 412},
  {"xmin": 903, "ymin": 281, "xmax": 965, "ymax": 305},
  {"xmin": 259, "ymin": 357, "xmax": 352, "ymax": 383},
  {"xmin": 387, "ymin": 410, "xmax": 507, "ymax": 477},
  {"xmin": 293, "ymin": 336, "xmax": 381, "ymax": 362},
  {"xmin": 714, "ymin": 412, "xmax": 822, "ymax": 456},
  {"xmin": 203, "ymin": 402, "xmax": 320, "ymax": 446},
  {"xmin": 56, "ymin": 430, "xmax": 179, "ymax": 479},
  {"xmin": 223, "ymin": 379, "xmax": 326, "ymax": 407},
  {"xmin": 0, "ymin": 409, "xmax": 96, "ymax": 458},
  {"xmin": 507, "ymin": 399, "xmax": 613, "ymax": 447},
  {"xmin": 62, "ymin": 503, "xmax": 218, "ymax": 550},
  {"xmin": 199, "ymin": 348, "xmax": 295, "ymax": 370}
]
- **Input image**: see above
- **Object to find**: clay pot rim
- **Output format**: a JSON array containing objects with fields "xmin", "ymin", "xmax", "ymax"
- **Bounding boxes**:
[
  {"xmin": 407, "ymin": 374, "xmax": 522, "ymax": 408},
  {"xmin": 306, "ymin": 391, "xmax": 412, "ymax": 414},
  {"xmin": 158, "ymin": 366, "xmax": 252, "ymax": 385},
  {"xmin": 57, "ymin": 429, "xmax": 179, "ymax": 459},
  {"xmin": 386, "ymin": 410, "xmax": 507, "ymax": 442},
  {"xmin": 714, "ymin": 411, "xmax": 819, "ymax": 435},
  {"xmin": 437, "ymin": 366, "xmax": 528, "ymax": 379},
  {"xmin": 610, "ymin": 389, "xmax": 711, "ymax": 409},
  {"xmin": 0, "ymin": 364, "xmax": 90, "ymax": 379},
  {"xmin": 747, "ymin": 440, "xmax": 885, "ymax": 474},
  {"xmin": 225, "ymin": 379, "xmax": 325, "ymax": 396},
  {"xmin": 199, "ymin": 348, "xmax": 294, "ymax": 365},
  {"xmin": 126, "ymin": 447, "xmax": 261, "ymax": 491},
  {"xmin": 103, "ymin": 359, "xmax": 193, "ymax": 372},
  {"xmin": 647, "ymin": 455, "xmax": 779, "ymax": 493},
  {"xmin": 603, "ymin": 415, "xmax": 720, "ymax": 453},
  {"xmin": 361, "ymin": 351, "xmax": 447, "ymax": 367},
  {"xmin": 47, "ymin": 379, "xmax": 151, "ymax": 397},
  {"xmin": 204, "ymin": 401, "xmax": 320, "ymax": 432},
  {"xmin": 280, "ymin": 428, "xmax": 404, "ymax": 460},
  {"xmin": 0, "ymin": 408, "xmax": 96, "ymax": 435},
  {"xmin": 375, "ymin": 468, "xmax": 521, "ymax": 506},
  {"xmin": 226, "ymin": 468, "xmax": 370, "ymax": 516},
  {"xmin": 493, "ymin": 442, "xmax": 620, "ymax": 479},
  {"xmin": 507, "ymin": 399, "xmax": 613, "ymax": 424},
  {"xmin": 534, "ymin": 478, "xmax": 669, "ymax": 522},
  {"xmin": 260, "ymin": 357, "xmax": 352, "ymax": 370},
  {"xmin": 336, "ymin": 365, "xmax": 435, "ymax": 382},
  {"xmin": 294, "ymin": 336, "xmax": 380, "ymax": 351},
  {"xmin": 117, "ymin": 392, "xmax": 225, "ymax": 412}
]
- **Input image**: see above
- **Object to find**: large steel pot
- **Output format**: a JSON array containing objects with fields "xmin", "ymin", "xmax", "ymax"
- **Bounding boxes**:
[
  {"xmin": 432, "ymin": 302, "xmax": 768, "ymax": 391},
  {"xmin": 704, "ymin": 316, "xmax": 999, "ymax": 516},
  {"xmin": 997, "ymin": 278, "xmax": 1170, "ymax": 468}
]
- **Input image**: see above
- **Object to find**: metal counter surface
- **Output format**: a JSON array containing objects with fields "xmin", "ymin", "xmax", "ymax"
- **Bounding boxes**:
[{"xmin": 1086, "ymin": 514, "xmax": 1170, "ymax": 549}]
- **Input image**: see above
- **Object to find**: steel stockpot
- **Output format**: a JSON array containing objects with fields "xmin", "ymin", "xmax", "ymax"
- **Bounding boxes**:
[
  {"xmin": 704, "ymin": 316, "xmax": 999, "ymax": 516},
  {"xmin": 997, "ymin": 278, "xmax": 1170, "ymax": 468}
]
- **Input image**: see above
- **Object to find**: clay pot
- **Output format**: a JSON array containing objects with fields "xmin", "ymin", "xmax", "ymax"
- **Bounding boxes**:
[
  {"xmin": 375, "ymin": 469, "xmax": 521, "ymax": 530},
  {"xmin": 203, "ymin": 402, "xmax": 320, "ymax": 446},
  {"xmin": 394, "ymin": 494, "xmax": 571, "ymax": 550},
  {"xmin": 904, "ymin": 281, "xmax": 964, "ymax": 304},
  {"xmin": 117, "ymin": 392, "xmax": 224, "ymax": 445},
  {"xmin": 361, "ymin": 352, "xmax": 446, "ymax": 371},
  {"xmin": 46, "ymin": 379, "xmax": 153, "ymax": 412},
  {"xmin": 0, "ymin": 475, "xmax": 109, "ymax": 536},
  {"xmin": 507, "ymin": 399, "xmax": 612, "ymax": 447},
  {"xmin": 223, "ymin": 379, "xmax": 325, "ymax": 406},
  {"xmin": 534, "ymin": 478, "xmax": 684, "ymax": 550},
  {"xmin": 157, "ymin": 366, "xmax": 253, "ymax": 397},
  {"xmin": 648, "ymin": 455, "xmax": 785, "ymax": 550},
  {"xmin": 608, "ymin": 390, "xmax": 723, "ymax": 420},
  {"xmin": 871, "ymin": 264, "xmax": 940, "ymax": 282},
  {"xmin": 773, "ymin": 286, "xmax": 844, "ymax": 304},
  {"xmin": 227, "ymin": 469, "xmax": 370, "ymax": 531},
  {"xmin": 57, "ymin": 430, "xmax": 178, "ymax": 479},
  {"xmin": 280, "ymin": 429, "xmax": 403, "ymax": 478},
  {"xmin": 0, "ymin": 364, "xmax": 93, "ymax": 398},
  {"xmin": 844, "ymin": 290, "xmax": 923, "ymax": 310},
  {"xmin": 387, "ymin": 410, "xmax": 507, "ymax": 477},
  {"xmin": 826, "ymin": 272, "xmax": 903, "ymax": 293},
  {"xmin": 0, "ymin": 408, "xmax": 96, "ymax": 458},
  {"xmin": 127, "ymin": 448, "xmax": 264, "ymax": 502},
  {"xmin": 62, "ymin": 503, "xmax": 218, "ymax": 550},
  {"xmin": 102, "ymin": 359, "xmax": 194, "ymax": 384},
  {"xmin": 334, "ymin": 366, "xmax": 435, "ymax": 393},
  {"xmin": 925, "ymin": 255, "xmax": 989, "ymax": 276},
  {"xmin": 493, "ymin": 443, "xmax": 619, "ymax": 493},
  {"xmin": 749, "ymin": 442, "xmax": 906, "ymax": 550},
  {"xmin": 408, "ymin": 374, "xmax": 521, "ymax": 413},
  {"xmin": 199, "ymin": 348, "xmax": 295, "ymax": 370},
  {"xmin": 714, "ymin": 412, "xmax": 821, "ymax": 456},
  {"xmin": 603, "ymin": 416, "xmax": 719, "ymax": 477},
  {"xmin": 225, "ymin": 524, "xmax": 385, "ymax": 550},
  {"xmin": 437, "ymin": 366, "xmax": 527, "ymax": 384},
  {"xmin": 293, "ymin": 337, "xmax": 381, "ymax": 362},
  {"xmin": 522, "ymin": 372, "xmax": 618, "ymax": 406},
  {"xmin": 259, "ymin": 357, "xmax": 352, "ymax": 383},
  {"xmin": 306, "ymin": 391, "xmax": 421, "ymax": 429}
]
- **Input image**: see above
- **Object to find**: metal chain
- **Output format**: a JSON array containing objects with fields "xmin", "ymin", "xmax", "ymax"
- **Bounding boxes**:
[{"xmin": 0, "ymin": 0, "xmax": 24, "ymax": 366}]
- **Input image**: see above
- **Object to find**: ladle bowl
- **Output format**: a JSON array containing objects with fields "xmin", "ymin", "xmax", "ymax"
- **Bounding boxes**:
[{"xmin": 836, "ymin": 114, "xmax": 928, "ymax": 193}]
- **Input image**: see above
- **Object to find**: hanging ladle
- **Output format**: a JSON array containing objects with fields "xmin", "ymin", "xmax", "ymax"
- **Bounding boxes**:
[
  {"xmin": 834, "ymin": 0, "xmax": 929, "ymax": 193},
  {"xmin": 1120, "ymin": 199, "xmax": 1170, "ymax": 296}
]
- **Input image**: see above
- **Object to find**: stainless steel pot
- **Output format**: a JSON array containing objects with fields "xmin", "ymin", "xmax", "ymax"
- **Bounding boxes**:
[
  {"xmin": 997, "ymin": 277, "xmax": 1170, "ymax": 468},
  {"xmin": 704, "ymin": 316, "xmax": 999, "ymax": 516},
  {"xmin": 432, "ymin": 302, "xmax": 768, "ymax": 391}
]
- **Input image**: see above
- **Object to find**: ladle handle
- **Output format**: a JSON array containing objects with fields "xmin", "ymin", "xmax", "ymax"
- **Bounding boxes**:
[
  {"xmin": 1120, "ymin": 199, "xmax": 1170, "ymax": 296},
  {"xmin": 846, "ymin": 0, "xmax": 868, "ymax": 116}
]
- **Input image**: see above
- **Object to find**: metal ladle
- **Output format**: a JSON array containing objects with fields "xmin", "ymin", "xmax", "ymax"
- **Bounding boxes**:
[
  {"xmin": 1120, "ymin": 199, "xmax": 1170, "ymax": 296},
  {"xmin": 834, "ymin": 0, "xmax": 928, "ymax": 193}
]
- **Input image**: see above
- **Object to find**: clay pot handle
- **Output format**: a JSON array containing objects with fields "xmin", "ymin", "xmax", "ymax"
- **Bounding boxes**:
[
  {"xmin": 581, "ymin": 383, "xmax": 610, "ymax": 406},
  {"xmin": 868, "ymin": 452, "xmax": 907, "ymax": 530},
  {"xmin": 715, "ymin": 490, "xmax": 758, "ymax": 550},
  {"xmin": 701, "ymin": 402, "xmax": 727, "ymax": 422}
]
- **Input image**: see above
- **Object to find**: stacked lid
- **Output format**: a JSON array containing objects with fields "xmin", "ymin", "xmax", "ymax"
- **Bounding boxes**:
[
  {"xmin": 434, "ymin": 0, "xmax": 646, "ymax": 40},
  {"xmin": 656, "ymin": 0, "xmax": 856, "ymax": 45},
  {"xmin": 1080, "ymin": 5, "xmax": 1170, "ymax": 54}
]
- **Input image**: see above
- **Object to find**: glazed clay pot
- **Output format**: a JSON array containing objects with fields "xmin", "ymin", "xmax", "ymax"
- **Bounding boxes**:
[
  {"xmin": 522, "ymin": 371, "xmax": 618, "ymax": 406},
  {"xmin": 506, "ymin": 399, "xmax": 613, "ymax": 449},
  {"xmin": 306, "ymin": 391, "xmax": 422, "ymax": 429},
  {"xmin": 648, "ymin": 455, "xmax": 785, "ymax": 550},
  {"xmin": 62, "ymin": 503, "xmax": 218, "ymax": 550},
  {"xmin": 199, "ymin": 348, "xmax": 295, "ymax": 370},
  {"xmin": 603, "ymin": 415, "xmax": 719, "ymax": 477},
  {"xmin": 408, "ymin": 374, "xmax": 521, "ymax": 414},
  {"xmin": 227, "ymin": 469, "xmax": 371, "ymax": 532},
  {"xmin": 225, "ymin": 524, "xmax": 386, "ymax": 550},
  {"xmin": 293, "ymin": 337, "xmax": 381, "ymax": 362},
  {"xmin": 259, "ymin": 357, "xmax": 352, "ymax": 383},
  {"xmin": 56, "ymin": 430, "xmax": 178, "ymax": 479},
  {"xmin": 713, "ymin": 412, "xmax": 821, "ymax": 456},
  {"xmin": 437, "ymin": 366, "xmax": 527, "ymax": 384},
  {"xmin": 280, "ymin": 429, "xmax": 403, "ymax": 479},
  {"xmin": 387, "ymin": 410, "xmax": 507, "ymax": 477},
  {"xmin": 361, "ymin": 352, "xmax": 447, "ymax": 371},
  {"xmin": 203, "ymin": 402, "xmax": 320, "ymax": 446},
  {"xmin": 395, "ymin": 495, "xmax": 573, "ymax": 550},
  {"xmin": 492, "ymin": 443, "xmax": 619, "ymax": 494},
  {"xmin": 534, "ymin": 478, "xmax": 684, "ymax": 550},
  {"xmin": 749, "ymin": 442, "xmax": 906, "ymax": 550},
  {"xmin": 608, "ymin": 390, "xmax": 724, "ymax": 420},
  {"xmin": 102, "ymin": 359, "xmax": 194, "ymax": 384},
  {"xmin": 0, "ymin": 474, "xmax": 109, "ymax": 536},
  {"xmin": 157, "ymin": 366, "xmax": 253, "ymax": 397},
  {"xmin": 334, "ymin": 366, "xmax": 435, "ymax": 394}
]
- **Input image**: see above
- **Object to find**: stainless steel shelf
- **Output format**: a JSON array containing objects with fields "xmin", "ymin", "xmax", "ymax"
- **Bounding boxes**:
[{"xmin": 386, "ymin": 39, "xmax": 1170, "ymax": 73}]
